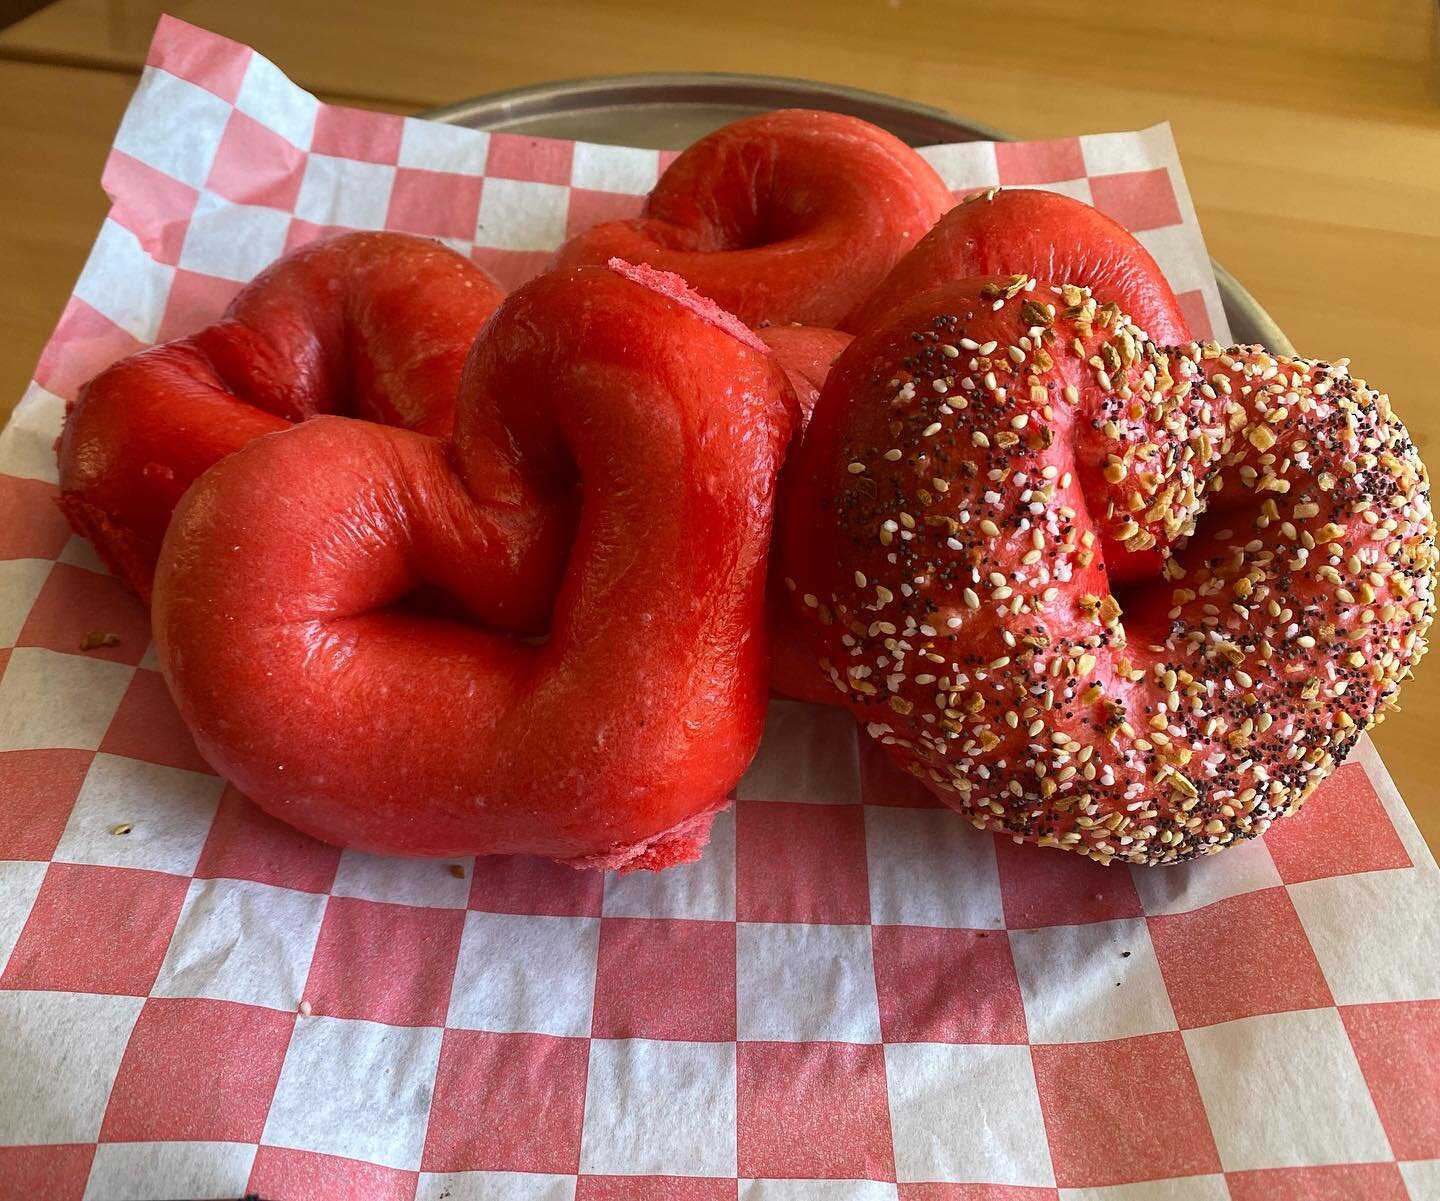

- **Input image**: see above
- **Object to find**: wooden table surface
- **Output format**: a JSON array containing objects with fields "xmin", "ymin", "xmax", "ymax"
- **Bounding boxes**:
[{"xmin": 3, "ymin": 0, "xmax": 1439, "ymax": 851}]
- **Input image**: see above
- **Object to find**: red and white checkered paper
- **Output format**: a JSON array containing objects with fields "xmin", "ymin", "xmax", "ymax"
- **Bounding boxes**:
[{"xmin": 2, "ymin": 14, "xmax": 1439, "ymax": 1201}]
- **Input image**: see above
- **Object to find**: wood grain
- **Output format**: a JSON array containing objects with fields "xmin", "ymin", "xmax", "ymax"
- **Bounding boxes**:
[
  {"xmin": 0, "ymin": 61, "xmax": 132, "ymax": 415},
  {"xmin": 2, "ymin": 0, "xmax": 1438, "ymax": 851}
]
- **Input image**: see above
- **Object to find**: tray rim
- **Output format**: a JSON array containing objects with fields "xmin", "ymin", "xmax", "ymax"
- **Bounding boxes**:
[
  {"xmin": 423, "ymin": 71, "xmax": 1012, "ymax": 144},
  {"xmin": 422, "ymin": 71, "xmax": 1293, "ymax": 355}
]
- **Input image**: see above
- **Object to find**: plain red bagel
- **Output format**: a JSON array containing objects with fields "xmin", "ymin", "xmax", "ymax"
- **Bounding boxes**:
[
  {"xmin": 781, "ymin": 275, "xmax": 1435, "ymax": 864},
  {"xmin": 56, "ymin": 231, "xmax": 504, "ymax": 600},
  {"xmin": 758, "ymin": 325, "xmax": 855, "ymax": 428},
  {"xmin": 151, "ymin": 262, "xmax": 794, "ymax": 870},
  {"xmin": 844, "ymin": 188, "xmax": 1191, "ymax": 343},
  {"xmin": 551, "ymin": 109, "xmax": 953, "ymax": 328}
]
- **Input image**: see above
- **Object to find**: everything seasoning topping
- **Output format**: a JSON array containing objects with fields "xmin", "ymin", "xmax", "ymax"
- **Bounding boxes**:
[{"xmin": 802, "ymin": 276, "xmax": 1436, "ymax": 864}]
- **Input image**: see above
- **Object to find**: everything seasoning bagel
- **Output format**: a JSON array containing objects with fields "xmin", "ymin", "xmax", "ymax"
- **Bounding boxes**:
[{"xmin": 781, "ymin": 274, "xmax": 1436, "ymax": 864}]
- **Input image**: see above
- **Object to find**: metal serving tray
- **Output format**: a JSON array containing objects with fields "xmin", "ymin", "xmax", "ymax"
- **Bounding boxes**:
[{"xmin": 425, "ymin": 72, "xmax": 1292, "ymax": 354}]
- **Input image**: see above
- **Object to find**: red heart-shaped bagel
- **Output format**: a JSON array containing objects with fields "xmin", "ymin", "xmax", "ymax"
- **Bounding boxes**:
[
  {"xmin": 845, "ymin": 188, "xmax": 1191, "ymax": 343},
  {"xmin": 152, "ymin": 263, "xmax": 794, "ymax": 870},
  {"xmin": 552, "ymin": 110, "xmax": 953, "ymax": 328},
  {"xmin": 781, "ymin": 276, "xmax": 1435, "ymax": 864},
  {"xmin": 56, "ymin": 231, "xmax": 504, "ymax": 600}
]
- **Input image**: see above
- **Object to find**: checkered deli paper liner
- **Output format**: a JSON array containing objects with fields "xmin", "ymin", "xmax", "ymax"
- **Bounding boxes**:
[{"xmin": 2, "ymin": 14, "xmax": 1439, "ymax": 1201}]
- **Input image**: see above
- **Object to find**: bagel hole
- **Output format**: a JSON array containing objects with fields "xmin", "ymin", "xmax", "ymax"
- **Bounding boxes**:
[
  {"xmin": 385, "ymin": 583, "xmax": 552, "ymax": 646},
  {"xmin": 388, "ymin": 582, "xmax": 476, "ymax": 624},
  {"xmin": 1103, "ymin": 485, "xmax": 1252, "ymax": 649},
  {"xmin": 1109, "ymin": 573, "xmax": 1174, "ymax": 649},
  {"xmin": 1089, "ymin": 536, "xmax": 1175, "ymax": 651}
]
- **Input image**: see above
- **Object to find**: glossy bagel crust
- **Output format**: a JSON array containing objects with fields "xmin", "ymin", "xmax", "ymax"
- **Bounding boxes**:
[
  {"xmin": 845, "ymin": 188, "xmax": 1191, "ymax": 343},
  {"xmin": 152, "ymin": 263, "xmax": 794, "ymax": 870},
  {"xmin": 758, "ymin": 325, "xmax": 855, "ymax": 426},
  {"xmin": 551, "ymin": 109, "xmax": 954, "ymax": 328},
  {"xmin": 782, "ymin": 275, "xmax": 1435, "ymax": 864},
  {"xmin": 56, "ymin": 231, "xmax": 504, "ymax": 600}
]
